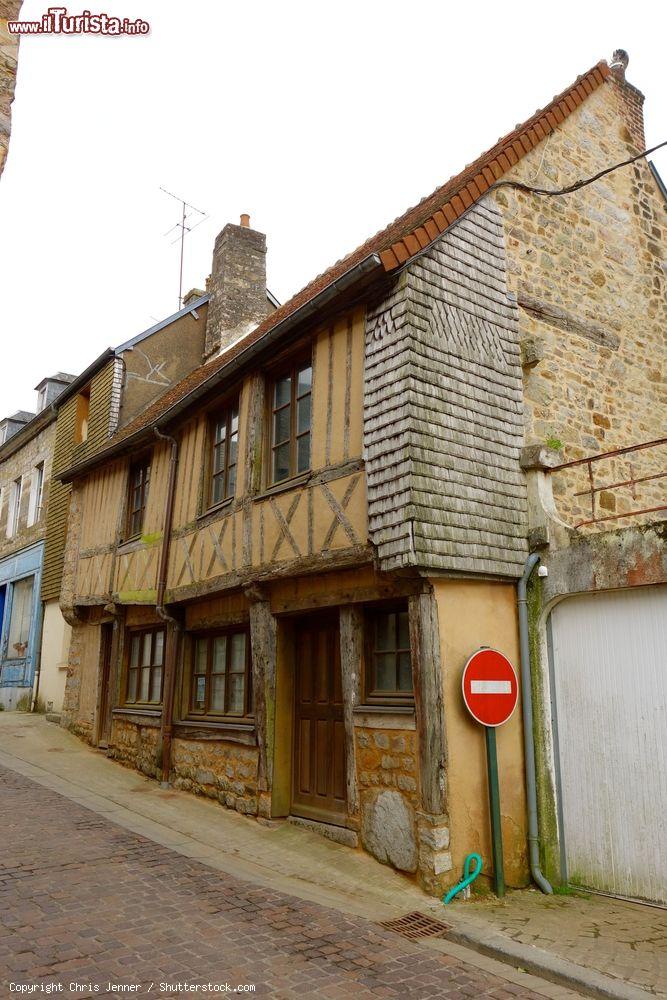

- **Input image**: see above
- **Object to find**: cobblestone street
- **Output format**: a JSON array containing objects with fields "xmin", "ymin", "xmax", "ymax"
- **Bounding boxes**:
[{"xmin": 0, "ymin": 764, "xmax": 556, "ymax": 999}]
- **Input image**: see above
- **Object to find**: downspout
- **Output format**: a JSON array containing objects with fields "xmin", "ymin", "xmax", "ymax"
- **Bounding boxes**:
[
  {"xmin": 518, "ymin": 552, "xmax": 553, "ymax": 894},
  {"xmin": 154, "ymin": 427, "xmax": 180, "ymax": 786}
]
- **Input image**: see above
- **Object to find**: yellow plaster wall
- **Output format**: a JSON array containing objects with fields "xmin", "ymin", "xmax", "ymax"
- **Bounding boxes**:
[{"xmin": 431, "ymin": 578, "xmax": 529, "ymax": 889}]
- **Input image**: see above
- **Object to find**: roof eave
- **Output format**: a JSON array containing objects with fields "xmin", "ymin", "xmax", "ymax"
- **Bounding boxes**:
[
  {"xmin": 51, "ymin": 348, "xmax": 116, "ymax": 412},
  {"xmin": 58, "ymin": 253, "xmax": 384, "ymax": 484},
  {"xmin": 0, "ymin": 407, "xmax": 57, "ymax": 462}
]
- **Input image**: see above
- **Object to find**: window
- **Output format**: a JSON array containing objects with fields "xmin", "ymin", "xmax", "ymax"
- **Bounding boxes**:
[
  {"xmin": 8, "ymin": 576, "xmax": 34, "ymax": 659},
  {"xmin": 209, "ymin": 402, "xmax": 239, "ymax": 507},
  {"xmin": 28, "ymin": 463, "xmax": 44, "ymax": 526},
  {"xmin": 8, "ymin": 477, "xmax": 22, "ymax": 537},
  {"xmin": 125, "ymin": 627, "xmax": 165, "ymax": 705},
  {"xmin": 74, "ymin": 389, "xmax": 90, "ymax": 444},
  {"xmin": 365, "ymin": 606, "xmax": 413, "ymax": 703},
  {"xmin": 270, "ymin": 360, "xmax": 312, "ymax": 484},
  {"xmin": 189, "ymin": 629, "xmax": 252, "ymax": 718},
  {"xmin": 126, "ymin": 455, "xmax": 151, "ymax": 539}
]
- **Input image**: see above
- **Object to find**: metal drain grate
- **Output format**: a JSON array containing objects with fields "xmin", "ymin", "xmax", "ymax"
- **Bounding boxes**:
[{"xmin": 379, "ymin": 911, "xmax": 450, "ymax": 941}]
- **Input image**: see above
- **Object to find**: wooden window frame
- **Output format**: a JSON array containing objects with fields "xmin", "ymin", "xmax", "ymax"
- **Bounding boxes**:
[
  {"xmin": 267, "ymin": 354, "xmax": 313, "ymax": 486},
  {"xmin": 364, "ymin": 603, "xmax": 414, "ymax": 705},
  {"xmin": 187, "ymin": 627, "xmax": 253, "ymax": 722},
  {"xmin": 206, "ymin": 400, "xmax": 239, "ymax": 510},
  {"xmin": 125, "ymin": 453, "xmax": 151, "ymax": 540},
  {"xmin": 123, "ymin": 625, "xmax": 166, "ymax": 707}
]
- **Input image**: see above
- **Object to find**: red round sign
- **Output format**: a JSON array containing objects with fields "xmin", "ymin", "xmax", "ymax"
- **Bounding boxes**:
[{"xmin": 462, "ymin": 648, "xmax": 519, "ymax": 728}]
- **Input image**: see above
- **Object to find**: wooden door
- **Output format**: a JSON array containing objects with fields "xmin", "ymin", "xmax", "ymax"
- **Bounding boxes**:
[
  {"xmin": 97, "ymin": 622, "xmax": 114, "ymax": 748},
  {"xmin": 292, "ymin": 616, "xmax": 347, "ymax": 825}
]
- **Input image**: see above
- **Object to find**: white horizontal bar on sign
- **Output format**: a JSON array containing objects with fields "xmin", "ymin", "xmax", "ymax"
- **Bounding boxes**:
[{"xmin": 470, "ymin": 680, "xmax": 512, "ymax": 694}]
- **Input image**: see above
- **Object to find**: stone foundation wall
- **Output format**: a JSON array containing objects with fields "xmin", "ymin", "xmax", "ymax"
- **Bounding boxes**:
[
  {"xmin": 355, "ymin": 724, "xmax": 420, "ymax": 875},
  {"xmin": 61, "ymin": 618, "xmax": 101, "ymax": 741},
  {"xmin": 109, "ymin": 718, "xmax": 161, "ymax": 779},
  {"xmin": 170, "ymin": 738, "xmax": 259, "ymax": 814}
]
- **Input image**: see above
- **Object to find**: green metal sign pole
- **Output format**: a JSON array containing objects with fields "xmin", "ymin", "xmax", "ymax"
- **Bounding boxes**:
[{"xmin": 485, "ymin": 725, "xmax": 505, "ymax": 898}]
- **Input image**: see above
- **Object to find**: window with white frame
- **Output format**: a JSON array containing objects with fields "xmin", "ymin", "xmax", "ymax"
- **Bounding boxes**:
[
  {"xmin": 8, "ymin": 478, "xmax": 22, "ymax": 537},
  {"xmin": 28, "ymin": 463, "xmax": 45, "ymax": 527}
]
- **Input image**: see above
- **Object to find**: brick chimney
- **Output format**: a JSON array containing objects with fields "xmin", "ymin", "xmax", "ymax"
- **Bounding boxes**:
[
  {"xmin": 608, "ymin": 49, "xmax": 646, "ymax": 150},
  {"xmin": 204, "ymin": 215, "xmax": 271, "ymax": 360}
]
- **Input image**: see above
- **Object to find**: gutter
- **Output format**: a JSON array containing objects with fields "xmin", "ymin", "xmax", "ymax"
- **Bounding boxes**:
[
  {"xmin": 517, "ymin": 552, "xmax": 553, "ymax": 894},
  {"xmin": 57, "ymin": 253, "xmax": 384, "ymax": 484}
]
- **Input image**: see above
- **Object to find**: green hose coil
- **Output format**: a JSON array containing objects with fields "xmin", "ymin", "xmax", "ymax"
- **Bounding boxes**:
[{"xmin": 443, "ymin": 852, "xmax": 483, "ymax": 905}]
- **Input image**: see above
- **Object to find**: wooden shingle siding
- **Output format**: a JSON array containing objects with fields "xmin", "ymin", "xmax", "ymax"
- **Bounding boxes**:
[
  {"xmin": 364, "ymin": 278, "xmax": 415, "ymax": 567},
  {"xmin": 41, "ymin": 362, "xmax": 115, "ymax": 602},
  {"xmin": 364, "ymin": 199, "xmax": 528, "ymax": 577}
]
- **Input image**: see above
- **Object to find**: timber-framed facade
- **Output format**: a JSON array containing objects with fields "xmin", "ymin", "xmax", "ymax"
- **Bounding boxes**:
[{"xmin": 55, "ymin": 56, "xmax": 666, "ymax": 899}]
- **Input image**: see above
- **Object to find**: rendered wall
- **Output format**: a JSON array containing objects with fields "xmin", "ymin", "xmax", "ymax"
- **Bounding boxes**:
[
  {"xmin": 38, "ymin": 598, "xmax": 71, "ymax": 712},
  {"xmin": 431, "ymin": 577, "xmax": 529, "ymax": 890}
]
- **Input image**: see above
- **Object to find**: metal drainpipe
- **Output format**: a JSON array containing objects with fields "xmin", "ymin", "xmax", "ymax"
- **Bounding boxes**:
[
  {"xmin": 154, "ymin": 426, "xmax": 180, "ymax": 786},
  {"xmin": 518, "ymin": 551, "xmax": 553, "ymax": 894}
]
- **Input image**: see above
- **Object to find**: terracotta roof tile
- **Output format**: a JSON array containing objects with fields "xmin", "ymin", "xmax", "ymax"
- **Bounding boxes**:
[
  {"xmin": 65, "ymin": 59, "xmax": 610, "ymax": 477},
  {"xmin": 403, "ymin": 232, "xmax": 422, "ymax": 256},
  {"xmin": 442, "ymin": 203, "xmax": 458, "ymax": 226}
]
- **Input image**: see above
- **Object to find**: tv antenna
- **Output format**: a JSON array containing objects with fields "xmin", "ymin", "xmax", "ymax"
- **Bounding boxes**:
[{"xmin": 160, "ymin": 186, "xmax": 208, "ymax": 309}]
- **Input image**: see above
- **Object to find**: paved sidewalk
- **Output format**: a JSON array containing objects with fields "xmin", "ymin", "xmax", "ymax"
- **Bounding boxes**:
[
  {"xmin": 448, "ymin": 891, "xmax": 667, "ymax": 999},
  {"xmin": 1, "ymin": 714, "xmax": 664, "ymax": 998}
]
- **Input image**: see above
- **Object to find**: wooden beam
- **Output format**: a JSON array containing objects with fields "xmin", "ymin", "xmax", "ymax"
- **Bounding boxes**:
[
  {"xmin": 243, "ymin": 373, "xmax": 265, "ymax": 497},
  {"xmin": 248, "ymin": 594, "xmax": 277, "ymax": 794},
  {"xmin": 339, "ymin": 605, "xmax": 363, "ymax": 817},
  {"xmin": 408, "ymin": 590, "xmax": 447, "ymax": 816}
]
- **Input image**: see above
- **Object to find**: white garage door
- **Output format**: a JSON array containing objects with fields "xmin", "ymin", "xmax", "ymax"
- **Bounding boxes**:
[{"xmin": 550, "ymin": 585, "xmax": 667, "ymax": 905}]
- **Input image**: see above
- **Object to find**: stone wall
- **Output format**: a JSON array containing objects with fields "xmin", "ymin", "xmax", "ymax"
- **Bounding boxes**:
[
  {"xmin": 170, "ymin": 738, "xmax": 259, "ymax": 814},
  {"xmin": 0, "ymin": 419, "xmax": 55, "ymax": 561},
  {"xmin": 0, "ymin": 1, "xmax": 22, "ymax": 179},
  {"xmin": 61, "ymin": 617, "xmax": 102, "ymax": 740},
  {"xmin": 356, "ymin": 723, "xmax": 420, "ymax": 875},
  {"xmin": 494, "ymin": 73, "xmax": 665, "ymax": 530},
  {"xmin": 109, "ymin": 718, "xmax": 161, "ymax": 778}
]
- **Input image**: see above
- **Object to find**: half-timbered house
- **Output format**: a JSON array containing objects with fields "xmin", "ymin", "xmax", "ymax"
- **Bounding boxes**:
[{"xmin": 55, "ymin": 54, "xmax": 666, "ymax": 899}]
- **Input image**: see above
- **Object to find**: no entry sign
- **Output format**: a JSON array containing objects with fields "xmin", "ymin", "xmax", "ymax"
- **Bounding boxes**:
[{"xmin": 462, "ymin": 648, "xmax": 519, "ymax": 728}]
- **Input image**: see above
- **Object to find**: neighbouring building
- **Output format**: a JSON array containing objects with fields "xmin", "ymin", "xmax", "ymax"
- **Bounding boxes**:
[
  {"xmin": 55, "ymin": 54, "xmax": 665, "ymax": 901},
  {"xmin": 0, "ymin": 1, "xmax": 22, "ymax": 179},
  {"xmin": 0, "ymin": 374, "xmax": 74, "ymax": 710}
]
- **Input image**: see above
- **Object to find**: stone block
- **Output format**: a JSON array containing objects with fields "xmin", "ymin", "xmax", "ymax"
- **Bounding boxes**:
[
  {"xmin": 520, "ymin": 337, "xmax": 544, "ymax": 367},
  {"xmin": 417, "ymin": 824, "xmax": 450, "ymax": 851},
  {"xmin": 520, "ymin": 444, "xmax": 563, "ymax": 471},
  {"xmin": 361, "ymin": 789, "xmax": 417, "ymax": 873}
]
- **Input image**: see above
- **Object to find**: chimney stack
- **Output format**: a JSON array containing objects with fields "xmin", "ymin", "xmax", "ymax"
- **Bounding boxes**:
[
  {"xmin": 204, "ymin": 215, "xmax": 270, "ymax": 360},
  {"xmin": 608, "ymin": 49, "xmax": 646, "ymax": 150}
]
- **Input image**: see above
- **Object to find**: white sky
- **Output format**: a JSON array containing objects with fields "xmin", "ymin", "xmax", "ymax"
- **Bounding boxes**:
[{"xmin": 1, "ymin": 0, "xmax": 665, "ymax": 415}]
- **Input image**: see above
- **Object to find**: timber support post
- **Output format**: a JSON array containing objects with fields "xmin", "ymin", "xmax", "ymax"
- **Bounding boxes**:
[
  {"xmin": 159, "ymin": 616, "xmax": 182, "ymax": 784},
  {"xmin": 408, "ymin": 588, "xmax": 452, "ymax": 892},
  {"xmin": 247, "ymin": 587, "xmax": 277, "ymax": 818},
  {"xmin": 339, "ymin": 605, "xmax": 362, "ymax": 820}
]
